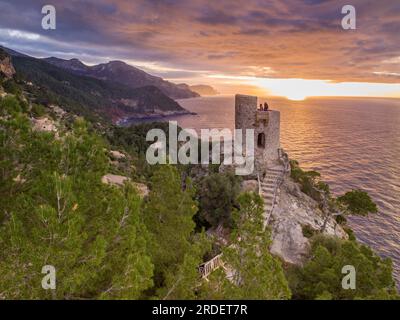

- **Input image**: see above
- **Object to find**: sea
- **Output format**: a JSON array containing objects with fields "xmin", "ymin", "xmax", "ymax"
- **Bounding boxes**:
[{"xmin": 130, "ymin": 95, "xmax": 400, "ymax": 287}]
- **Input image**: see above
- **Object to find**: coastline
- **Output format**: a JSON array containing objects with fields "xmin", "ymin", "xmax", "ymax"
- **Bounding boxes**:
[{"xmin": 116, "ymin": 110, "xmax": 196, "ymax": 126}]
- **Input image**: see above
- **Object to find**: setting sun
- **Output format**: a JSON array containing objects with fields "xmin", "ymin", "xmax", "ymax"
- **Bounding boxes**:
[{"xmin": 282, "ymin": 93, "xmax": 308, "ymax": 101}]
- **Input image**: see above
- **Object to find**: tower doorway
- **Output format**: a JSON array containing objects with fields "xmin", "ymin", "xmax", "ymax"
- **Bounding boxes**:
[{"xmin": 257, "ymin": 133, "xmax": 265, "ymax": 148}]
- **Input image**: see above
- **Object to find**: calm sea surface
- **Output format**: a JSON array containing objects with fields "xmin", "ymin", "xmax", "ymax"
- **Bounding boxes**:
[{"xmin": 136, "ymin": 95, "xmax": 400, "ymax": 286}]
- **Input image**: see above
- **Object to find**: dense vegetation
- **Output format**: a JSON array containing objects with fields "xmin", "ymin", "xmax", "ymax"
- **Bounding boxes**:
[
  {"xmin": 0, "ymin": 96, "xmax": 153, "ymax": 299},
  {"xmin": 196, "ymin": 172, "xmax": 242, "ymax": 229},
  {"xmin": 0, "ymin": 58, "xmax": 398, "ymax": 300},
  {"xmin": 0, "ymin": 94, "xmax": 289, "ymax": 299},
  {"xmin": 287, "ymin": 235, "xmax": 398, "ymax": 300}
]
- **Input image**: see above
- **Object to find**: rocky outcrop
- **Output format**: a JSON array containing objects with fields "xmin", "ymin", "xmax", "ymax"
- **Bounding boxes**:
[
  {"xmin": 269, "ymin": 177, "xmax": 348, "ymax": 265},
  {"xmin": 101, "ymin": 174, "xmax": 130, "ymax": 186},
  {"xmin": 109, "ymin": 150, "xmax": 126, "ymax": 160},
  {"xmin": 101, "ymin": 174, "xmax": 149, "ymax": 197},
  {"xmin": 32, "ymin": 117, "xmax": 57, "ymax": 133},
  {"xmin": 0, "ymin": 50, "xmax": 16, "ymax": 79},
  {"xmin": 49, "ymin": 105, "xmax": 67, "ymax": 118}
]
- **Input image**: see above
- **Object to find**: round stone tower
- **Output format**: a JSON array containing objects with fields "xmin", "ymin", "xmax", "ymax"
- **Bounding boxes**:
[{"xmin": 235, "ymin": 94, "xmax": 280, "ymax": 177}]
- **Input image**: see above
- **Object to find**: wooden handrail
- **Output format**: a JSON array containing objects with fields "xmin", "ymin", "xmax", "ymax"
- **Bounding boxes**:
[{"xmin": 198, "ymin": 253, "xmax": 224, "ymax": 278}]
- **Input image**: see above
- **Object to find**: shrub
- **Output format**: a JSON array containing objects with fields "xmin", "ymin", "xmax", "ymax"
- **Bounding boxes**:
[
  {"xmin": 30, "ymin": 103, "xmax": 46, "ymax": 118},
  {"xmin": 337, "ymin": 189, "xmax": 378, "ymax": 216},
  {"xmin": 288, "ymin": 235, "xmax": 399, "ymax": 300},
  {"xmin": 302, "ymin": 224, "xmax": 317, "ymax": 238},
  {"xmin": 197, "ymin": 172, "xmax": 241, "ymax": 229},
  {"xmin": 2, "ymin": 79, "xmax": 21, "ymax": 95},
  {"xmin": 0, "ymin": 95, "xmax": 21, "ymax": 115}
]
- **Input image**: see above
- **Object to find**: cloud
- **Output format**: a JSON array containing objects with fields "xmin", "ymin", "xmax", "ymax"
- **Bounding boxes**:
[{"xmin": 0, "ymin": 0, "xmax": 399, "ymax": 85}]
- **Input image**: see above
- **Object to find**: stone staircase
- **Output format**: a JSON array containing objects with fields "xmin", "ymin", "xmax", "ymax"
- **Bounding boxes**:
[
  {"xmin": 260, "ymin": 166, "xmax": 285, "ymax": 227},
  {"xmin": 198, "ymin": 159, "xmax": 289, "ymax": 280}
]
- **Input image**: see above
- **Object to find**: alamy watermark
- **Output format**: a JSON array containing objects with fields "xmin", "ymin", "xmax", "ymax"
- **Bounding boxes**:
[
  {"xmin": 41, "ymin": 5, "xmax": 56, "ymax": 30},
  {"xmin": 342, "ymin": 265, "xmax": 356, "ymax": 290},
  {"xmin": 41, "ymin": 265, "xmax": 56, "ymax": 290},
  {"xmin": 146, "ymin": 121, "xmax": 255, "ymax": 176},
  {"xmin": 341, "ymin": 5, "xmax": 356, "ymax": 30},
  {"xmin": 41, "ymin": 4, "xmax": 355, "ymax": 31}
]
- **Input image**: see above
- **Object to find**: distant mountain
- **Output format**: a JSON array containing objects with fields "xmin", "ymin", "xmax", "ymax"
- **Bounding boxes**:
[
  {"xmin": 44, "ymin": 57, "xmax": 88, "ymax": 73},
  {"xmin": 43, "ymin": 57, "xmax": 199, "ymax": 100},
  {"xmin": 189, "ymin": 85, "xmax": 219, "ymax": 96},
  {"xmin": 2, "ymin": 47, "xmax": 190, "ymax": 123}
]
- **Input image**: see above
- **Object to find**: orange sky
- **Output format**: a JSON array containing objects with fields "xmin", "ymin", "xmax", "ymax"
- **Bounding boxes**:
[{"xmin": 0, "ymin": 0, "xmax": 399, "ymax": 100}]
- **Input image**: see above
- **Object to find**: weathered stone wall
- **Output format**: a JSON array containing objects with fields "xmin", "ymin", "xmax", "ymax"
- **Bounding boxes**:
[
  {"xmin": 235, "ymin": 94, "xmax": 280, "ymax": 176},
  {"xmin": 263, "ymin": 110, "xmax": 280, "ymax": 167},
  {"xmin": 234, "ymin": 94, "xmax": 257, "ymax": 131}
]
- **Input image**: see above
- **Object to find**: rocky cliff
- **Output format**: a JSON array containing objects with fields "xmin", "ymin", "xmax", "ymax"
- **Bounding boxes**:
[
  {"xmin": 269, "ymin": 177, "xmax": 347, "ymax": 265},
  {"xmin": 0, "ymin": 49, "xmax": 16, "ymax": 79}
]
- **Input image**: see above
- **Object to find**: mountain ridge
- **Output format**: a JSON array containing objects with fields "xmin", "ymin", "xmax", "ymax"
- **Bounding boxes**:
[
  {"xmin": 42, "ymin": 56, "xmax": 200, "ymax": 100},
  {"xmin": 0, "ymin": 47, "xmax": 191, "ymax": 123}
]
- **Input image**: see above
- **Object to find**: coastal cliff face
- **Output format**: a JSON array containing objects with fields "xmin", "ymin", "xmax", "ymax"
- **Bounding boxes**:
[{"xmin": 270, "ymin": 177, "xmax": 348, "ymax": 265}]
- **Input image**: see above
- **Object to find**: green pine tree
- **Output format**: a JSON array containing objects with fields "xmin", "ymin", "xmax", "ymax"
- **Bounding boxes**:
[{"xmin": 143, "ymin": 165, "xmax": 198, "ymax": 289}]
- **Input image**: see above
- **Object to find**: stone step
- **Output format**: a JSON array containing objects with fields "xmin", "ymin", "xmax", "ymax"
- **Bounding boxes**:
[
  {"xmin": 262, "ymin": 182, "xmax": 275, "ymax": 186},
  {"xmin": 266, "ymin": 173, "xmax": 281, "ymax": 177},
  {"xmin": 262, "ymin": 187, "xmax": 274, "ymax": 192},
  {"xmin": 261, "ymin": 182, "xmax": 275, "ymax": 186},
  {"xmin": 262, "ymin": 186, "xmax": 275, "ymax": 190},
  {"xmin": 267, "ymin": 169, "xmax": 283, "ymax": 173},
  {"xmin": 262, "ymin": 191, "xmax": 274, "ymax": 196},
  {"xmin": 261, "ymin": 183, "xmax": 275, "ymax": 188},
  {"xmin": 263, "ymin": 179, "xmax": 276, "ymax": 184}
]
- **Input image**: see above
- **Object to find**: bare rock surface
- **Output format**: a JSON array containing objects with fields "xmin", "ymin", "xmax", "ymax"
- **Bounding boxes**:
[
  {"xmin": 32, "ymin": 117, "xmax": 57, "ymax": 132},
  {"xmin": 101, "ymin": 174, "xmax": 149, "ymax": 197},
  {"xmin": 269, "ymin": 177, "xmax": 348, "ymax": 265},
  {"xmin": 0, "ymin": 55, "xmax": 15, "ymax": 78},
  {"xmin": 109, "ymin": 150, "xmax": 126, "ymax": 160}
]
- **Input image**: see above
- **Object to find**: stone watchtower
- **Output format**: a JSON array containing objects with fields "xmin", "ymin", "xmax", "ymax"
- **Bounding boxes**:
[{"xmin": 235, "ymin": 94, "xmax": 280, "ymax": 177}]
